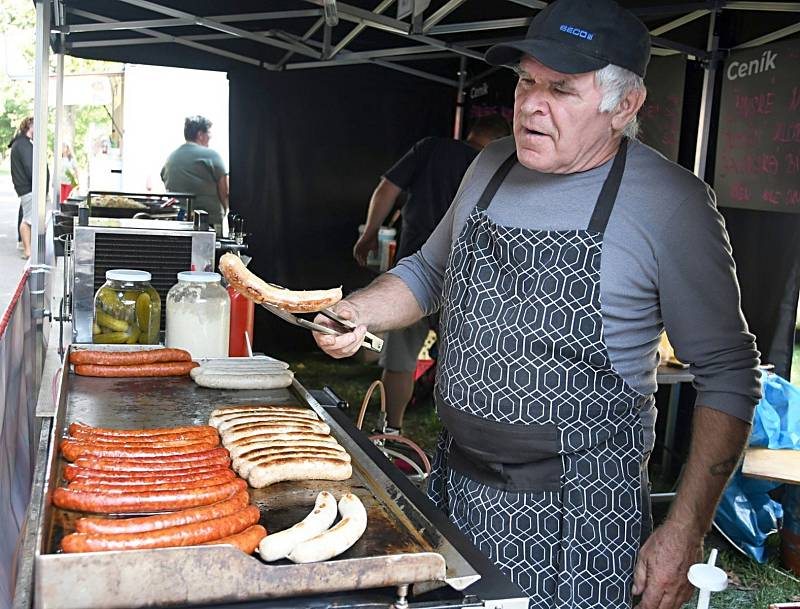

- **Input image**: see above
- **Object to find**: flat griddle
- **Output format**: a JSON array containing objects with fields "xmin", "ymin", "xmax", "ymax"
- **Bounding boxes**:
[{"xmin": 32, "ymin": 347, "xmax": 482, "ymax": 609}]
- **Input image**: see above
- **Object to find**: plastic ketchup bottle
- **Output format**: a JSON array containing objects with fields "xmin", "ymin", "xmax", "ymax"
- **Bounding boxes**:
[{"xmin": 227, "ymin": 286, "xmax": 255, "ymax": 356}]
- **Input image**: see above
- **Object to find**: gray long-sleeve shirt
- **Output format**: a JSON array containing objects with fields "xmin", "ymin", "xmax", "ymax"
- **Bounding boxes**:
[{"xmin": 390, "ymin": 136, "xmax": 761, "ymax": 449}]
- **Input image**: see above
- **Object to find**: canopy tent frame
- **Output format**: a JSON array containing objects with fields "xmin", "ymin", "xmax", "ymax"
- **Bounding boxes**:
[{"xmin": 24, "ymin": 0, "xmax": 800, "ymax": 421}]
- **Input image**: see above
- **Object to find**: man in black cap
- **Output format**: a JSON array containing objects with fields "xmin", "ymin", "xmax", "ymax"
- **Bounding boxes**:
[{"xmin": 313, "ymin": 1, "xmax": 760, "ymax": 608}]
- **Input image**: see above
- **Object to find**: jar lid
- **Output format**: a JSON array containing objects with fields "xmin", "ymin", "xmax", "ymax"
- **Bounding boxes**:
[
  {"xmin": 177, "ymin": 271, "xmax": 221, "ymax": 283},
  {"xmin": 106, "ymin": 269, "xmax": 152, "ymax": 282}
]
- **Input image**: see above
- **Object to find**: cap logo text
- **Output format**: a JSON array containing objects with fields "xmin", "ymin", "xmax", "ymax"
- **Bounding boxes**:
[{"xmin": 559, "ymin": 24, "xmax": 594, "ymax": 41}]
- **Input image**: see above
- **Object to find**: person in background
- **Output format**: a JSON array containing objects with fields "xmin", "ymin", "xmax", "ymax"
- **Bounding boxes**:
[
  {"xmin": 161, "ymin": 115, "xmax": 229, "ymax": 230},
  {"xmin": 353, "ymin": 115, "xmax": 511, "ymax": 434},
  {"xmin": 60, "ymin": 143, "xmax": 79, "ymax": 201},
  {"xmin": 8, "ymin": 117, "xmax": 36, "ymax": 259},
  {"xmin": 316, "ymin": 0, "xmax": 760, "ymax": 606}
]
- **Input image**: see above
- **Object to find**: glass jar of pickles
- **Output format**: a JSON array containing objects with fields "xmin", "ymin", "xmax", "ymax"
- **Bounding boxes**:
[{"xmin": 93, "ymin": 270, "xmax": 161, "ymax": 344}]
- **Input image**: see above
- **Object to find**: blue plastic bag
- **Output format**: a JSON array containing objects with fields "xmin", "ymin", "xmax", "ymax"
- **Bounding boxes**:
[
  {"xmin": 750, "ymin": 371, "xmax": 800, "ymax": 449},
  {"xmin": 713, "ymin": 370, "xmax": 799, "ymax": 562}
]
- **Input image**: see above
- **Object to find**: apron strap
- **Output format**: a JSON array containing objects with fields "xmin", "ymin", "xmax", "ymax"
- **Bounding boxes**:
[
  {"xmin": 475, "ymin": 152, "xmax": 518, "ymax": 212},
  {"xmin": 587, "ymin": 137, "xmax": 628, "ymax": 234},
  {"xmin": 475, "ymin": 138, "xmax": 628, "ymax": 232}
]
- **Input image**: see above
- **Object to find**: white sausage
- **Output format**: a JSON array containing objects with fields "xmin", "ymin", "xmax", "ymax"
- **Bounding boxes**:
[
  {"xmin": 227, "ymin": 434, "xmax": 339, "ymax": 458},
  {"xmin": 193, "ymin": 371, "xmax": 294, "ymax": 390},
  {"xmin": 257, "ymin": 491, "xmax": 338, "ymax": 561},
  {"xmin": 211, "ymin": 410, "xmax": 318, "ymax": 430},
  {"xmin": 287, "ymin": 494, "xmax": 367, "ymax": 563},
  {"xmin": 248, "ymin": 457, "xmax": 352, "ymax": 489},
  {"xmin": 235, "ymin": 446, "xmax": 349, "ymax": 478},
  {"xmin": 210, "ymin": 405, "xmax": 318, "ymax": 420},
  {"xmin": 222, "ymin": 419, "xmax": 329, "ymax": 435},
  {"xmin": 221, "ymin": 424, "xmax": 329, "ymax": 447},
  {"xmin": 217, "ymin": 415, "xmax": 326, "ymax": 434}
]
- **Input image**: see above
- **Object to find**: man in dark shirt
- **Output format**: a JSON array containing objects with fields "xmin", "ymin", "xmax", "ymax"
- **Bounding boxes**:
[
  {"xmin": 8, "ymin": 117, "xmax": 36, "ymax": 259},
  {"xmin": 353, "ymin": 115, "xmax": 510, "ymax": 432}
]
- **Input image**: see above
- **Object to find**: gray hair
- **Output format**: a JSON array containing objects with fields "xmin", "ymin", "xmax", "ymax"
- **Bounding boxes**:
[{"xmin": 594, "ymin": 64, "xmax": 646, "ymax": 139}]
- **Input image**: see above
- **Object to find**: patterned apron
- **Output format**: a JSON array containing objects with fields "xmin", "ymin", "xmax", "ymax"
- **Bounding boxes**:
[{"xmin": 429, "ymin": 139, "xmax": 649, "ymax": 609}]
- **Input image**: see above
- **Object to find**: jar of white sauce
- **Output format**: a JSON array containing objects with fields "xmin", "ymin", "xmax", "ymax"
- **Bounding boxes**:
[{"xmin": 166, "ymin": 271, "xmax": 230, "ymax": 358}]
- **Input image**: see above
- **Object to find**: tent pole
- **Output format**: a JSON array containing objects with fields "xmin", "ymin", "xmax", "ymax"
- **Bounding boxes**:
[
  {"xmin": 31, "ymin": 0, "xmax": 51, "ymax": 399},
  {"xmin": 52, "ymin": 51, "xmax": 64, "ymax": 205},
  {"xmin": 453, "ymin": 56, "xmax": 467, "ymax": 139},
  {"xmin": 693, "ymin": 10, "xmax": 719, "ymax": 181}
]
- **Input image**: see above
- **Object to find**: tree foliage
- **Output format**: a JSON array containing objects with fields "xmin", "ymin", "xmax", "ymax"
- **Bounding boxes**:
[{"xmin": 1, "ymin": 0, "xmax": 121, "ymax": 169}]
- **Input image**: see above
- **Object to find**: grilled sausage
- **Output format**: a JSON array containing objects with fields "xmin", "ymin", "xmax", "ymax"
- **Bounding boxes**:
[
  {"xmin": 61, "ymin": 505, "xmax": 260, "ymax": 552},
  {"xmin": 229, "ymin": 438, "xmax": 343, "ymax": 460},
  {"xmin": 63, "ymin": 436, "xmax": 212, "ymax": 451},
  {"xmin": 74, "ymin": 362, "xmax": 199, "ymax": 378},
  {"xmin": 235, "ymin": 447, "xmax": 349, "ymax": 478},
  {"xmin": 64, "ymin": 464, "xmax": 229, "ymax": 482},
  {"xmin": 226, "ymin": 433, "xmax": 339, "ymax": 458},
  {"xmin": 221, "ymin": 425, "xmax": 328, "ymax": 447},
  {"xmin": 287, "ymin": 493, "xmax": 367, "ymax": 563},
  {"xmin": 219, "ymin": 252, "xmax": 341, "ymax": 313},
  {"xmin": 76, "ymin": 490, "xmax": 250, "ymax": 534},
  {"xmin": 68, "ymin": 422, "xmax": 218, "ymax": 439},
  {"xmin": 67, "ymin": 472, "xmax": 235, "ymax": 493},
  {"xmin": 216, "ymin": 415, "xmax": 322, "ymax": 434},
  {"xmin": 210, "ymin": 405, "xmax": 318, "ymax": 421},
  {"xmin": 223, "ymin": 420, "xmax": 329, "ymax": 435},
  {"xmin": 69, "ymin": 349, "xmax": 192, "ymax": 366},
  {"xmin": 258, "ymin": 491, "xmax": 337, "ymax": 561},
  {"xmin": 73, "ymin": 451, "xmax": 230, "ymax": 472},
  {"xmin": 248, "ymin": 457, "xmax": 352, "ymax": 489},
  {"xmin": 53, "ymin": 479, "xmax": 248, "ymax": 513},
  {"xmin": 61, "ymin": 439, "xmax": 217, "ymax": 462},
  {"xmin": 68, "ymin": 468, "xmax": 235, "ymax": 486},
  {"xmin": 203, "ymin": 524, "xmax": 267, "ymax": 554},
  {"xmin": 68, "ymin": 432, "xmax": 219, "ymax": 447}
]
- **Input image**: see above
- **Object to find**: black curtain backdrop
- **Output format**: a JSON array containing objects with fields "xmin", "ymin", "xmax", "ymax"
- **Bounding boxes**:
[
  {"xmin": 722, "ymin": 209, "xmax": 800, "ymax": 378},
  {"xmin": 228, "ymin": 65, "xmax": 456, "ymax": 353}
]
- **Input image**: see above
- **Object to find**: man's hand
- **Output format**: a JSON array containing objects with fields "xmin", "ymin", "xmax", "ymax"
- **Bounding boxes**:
[
  {"xmin": 312, "ymin": 301, "xmax": 368, "ymax": 359},
  {"xmin": 632, "ymin": 520, "xmax": 703, "ymax": 609},
  {"xmin": 353, "ymin": 232, "xmax": 378, "ymax": 267}
]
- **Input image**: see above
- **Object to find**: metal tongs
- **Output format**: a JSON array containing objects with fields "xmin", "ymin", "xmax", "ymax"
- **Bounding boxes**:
[{"xmin": 260, "ymin": 302, "xmax": 384, "ymax": 353}]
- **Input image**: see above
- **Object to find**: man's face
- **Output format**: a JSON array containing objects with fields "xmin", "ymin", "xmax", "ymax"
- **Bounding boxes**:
[
  {"xmin": 197, "ymin": 130, "xmax": 211, "ymax": 147},
  {"xmin": 513, "ymin": 56, "xmax": 613, "ymax": 174}
]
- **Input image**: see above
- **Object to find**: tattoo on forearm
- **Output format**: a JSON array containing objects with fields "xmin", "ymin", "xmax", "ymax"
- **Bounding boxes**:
[{"xmin": 709, "ymin": 456, "xmax": 739, "ymax": 476}]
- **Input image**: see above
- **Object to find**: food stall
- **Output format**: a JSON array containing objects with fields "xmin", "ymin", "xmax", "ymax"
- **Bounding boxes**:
[{"xmin": 7, "ymin": 2, "xmax": 800, "ymax": 608}]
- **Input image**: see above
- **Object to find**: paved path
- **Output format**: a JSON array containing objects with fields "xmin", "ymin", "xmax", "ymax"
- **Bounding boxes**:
[{"xmin": 0, "ymin": 165, "xmax": 28, "ymax": 316}]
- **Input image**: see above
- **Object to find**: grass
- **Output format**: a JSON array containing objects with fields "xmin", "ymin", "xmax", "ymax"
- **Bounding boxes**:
[
  {"xmin": 277, "ymin": 350, "xmax": 442, "ymax": 448},
  {"xmin": 278, "ymin": 348, "xmax": 800, "ymax": 607}
]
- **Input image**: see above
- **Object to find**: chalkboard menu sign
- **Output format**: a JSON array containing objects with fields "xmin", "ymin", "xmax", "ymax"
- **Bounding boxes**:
[
  {"xmin": 638, "ymin": 55, "xmax": 686, "ymax": 162},
  {"xmin": 714, "ymin": 38, "xmax": 800, "ymax": 213}
]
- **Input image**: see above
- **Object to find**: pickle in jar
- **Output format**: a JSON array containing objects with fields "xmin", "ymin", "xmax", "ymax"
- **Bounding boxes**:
[
  {"xmin": 92, "ymin": 331, "xmax": 130, "ymax": 344},
  {"xmin": 97, "ymin": 287, "xmax": 126, "ymax": 318},
  {"xmin": 96, "ymin": 309, "xmax": 129, "ymax": 332},
  {"xmin": 138, "ymin": 289, "xmax": 161, "ymax": 344},
  {"xmin": 125, "ymin": 324, "xmax": 141, "ymax": 344}
]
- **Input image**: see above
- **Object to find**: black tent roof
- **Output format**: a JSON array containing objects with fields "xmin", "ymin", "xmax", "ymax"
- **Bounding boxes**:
[{"xmin": 56, "ymin": 0, "xmax": 800, "ymax": 84}]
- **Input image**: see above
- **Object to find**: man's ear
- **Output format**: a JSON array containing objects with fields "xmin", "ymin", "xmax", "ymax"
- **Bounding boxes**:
[{"xmin": 611, "ymin": 87, "xmax": 647, "ymax": 133}]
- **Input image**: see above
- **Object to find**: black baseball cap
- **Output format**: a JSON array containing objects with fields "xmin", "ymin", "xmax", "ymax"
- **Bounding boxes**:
[{"xmin": 485, "ymin": 0, "xmax": 651, "ymax": 78}]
